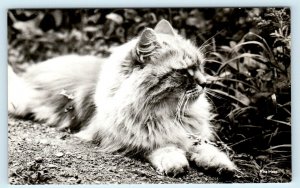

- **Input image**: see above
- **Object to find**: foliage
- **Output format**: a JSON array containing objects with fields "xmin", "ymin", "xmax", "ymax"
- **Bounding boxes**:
[
  {"xmin": 8, "ymin": 8, "xmax": 291, "ymax": 171},
  {"xmin": 204, "ymin": 8, "xmax": 291, "ymax": 167},
  {"xmin": 8, "ymin": 8, "xmax": 263, "ymax": 66}
]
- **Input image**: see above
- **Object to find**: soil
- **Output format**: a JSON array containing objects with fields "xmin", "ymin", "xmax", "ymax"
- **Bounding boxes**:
[{"xmin": 8, "ymin": 117, "xmax": 291, "ymax": 184}]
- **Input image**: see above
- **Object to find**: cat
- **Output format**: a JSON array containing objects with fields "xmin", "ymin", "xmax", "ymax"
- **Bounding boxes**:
[{"xmin": 8, "ymin": 19, "xmax": 237, "ymax": 177}]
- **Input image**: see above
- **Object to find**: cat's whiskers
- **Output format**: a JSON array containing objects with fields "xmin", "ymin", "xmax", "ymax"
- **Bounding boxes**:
[
  {"xmin": 181, "ymin": 93, "xmax": 191, "ymax": 117},
  {"xmin": 175, "ymin": 90, "xmax": 198, "ymax": 127},
  {"xmin": 176, "ymin": 94, "xmax": 186, "ymax": 115},
  {"xmin": 206, "ymin": 88, "xmax": 224, "ymax": 100},
  {"xmin": 198, "ymin": 30, "xmax": 224, "ymax": 53},
  {"xmin": 175, "ymin": 93, "xmax": 187, "ymax": 126},
  {"xmin": 198, "ymin": 42, "xmax": 215, "ymax": 53},
  {"xmin": 204, "ymin": 92, "xmax": 218, "ymax": 110}
]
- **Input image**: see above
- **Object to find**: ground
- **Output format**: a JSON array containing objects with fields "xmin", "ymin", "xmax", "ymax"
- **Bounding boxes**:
[{"xmin": 8, "ymin": 117, "xmax": 291, "ymax": 184}]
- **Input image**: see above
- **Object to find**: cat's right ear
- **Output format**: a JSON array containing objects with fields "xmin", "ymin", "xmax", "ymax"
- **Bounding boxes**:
[
  {"xmin": 154, "ymin": 19, "xmax": 176, "ymax": 36},
  {"xmin": 135, "ymin": 28, "xmax": 160, "ymax": 63}
]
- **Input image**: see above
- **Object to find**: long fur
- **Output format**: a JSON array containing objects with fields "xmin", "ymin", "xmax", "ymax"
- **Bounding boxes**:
[{"xmin": 8, "ymin": 22, "xmax": 214, "ymax": 157}]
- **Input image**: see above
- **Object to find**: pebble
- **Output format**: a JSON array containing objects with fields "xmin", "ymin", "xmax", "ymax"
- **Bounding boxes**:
[
  {"xmin": 66, "ymin": 151, "xmax": 72, "ymax": 155},
  {"xmin": 34, "ymin": 156, "xmax": 43, "ymax": 163},
  {"xmin": 48, "ymin": 164, "xmax": 57, "ymax": 168},
  {"xmin": 55, "ymin": 152, "xmax": 64, "ymax": 157},
  {"xmin": 69, "ymin": 177, "xmax": 77, "ymax": 181},
  {"xmin": 39, "ymin": 139, "xmax": 49, "ymax": 145},
  {"xmin": 30, "ymin": 173, "xmax": 38, "ymax": 180},
  {"xmin": 76, "ymin": 179, "xmax": 82, "ymax": 184},
  {"xmin": 27, "ymin": 161, "xmax": 35, "ymax": 166},
  {"xmin": 60, "ymin": 134, "xmax": 68, "ymax": 140}
]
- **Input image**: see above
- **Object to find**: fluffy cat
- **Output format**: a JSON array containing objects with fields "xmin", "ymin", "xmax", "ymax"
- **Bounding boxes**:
[{"xmin": 8, "ymin": 19, "xmax": 236, "ymax": 177}]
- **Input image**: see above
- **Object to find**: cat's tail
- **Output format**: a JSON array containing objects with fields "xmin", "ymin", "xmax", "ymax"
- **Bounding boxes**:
[{"xmin": 8, "ymin": 66, "xmax": 35, "ymax": 117}]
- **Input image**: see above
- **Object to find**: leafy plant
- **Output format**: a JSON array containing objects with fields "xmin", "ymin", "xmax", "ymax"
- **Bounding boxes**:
[{"xmin": 204, "ymin": 8, "xmax": 291, "ymax": 167}]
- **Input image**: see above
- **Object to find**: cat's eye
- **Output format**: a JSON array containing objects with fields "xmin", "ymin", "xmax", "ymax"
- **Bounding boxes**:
[
  {"xmin": 174, "ymin": 65, "xmax": 199, "ymax": 78},
  {"xmin": 175, "ymin": 68, "xmax": 189, "ymax": 76},
  {"xmin": 174, "ymin": 68, "xmax": 192, "ymax": 79},
  {"xmin": 187, "ymin": 65, "xmax": 198, "ymax": 76}
]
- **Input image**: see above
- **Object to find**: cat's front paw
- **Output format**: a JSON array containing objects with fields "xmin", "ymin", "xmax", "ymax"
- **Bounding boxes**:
[
  {"xmin": 155, "ymin": 152, "xmax": 189, "ymax": 176},
  {"xmin": 189, "ymin": 143, "xmax": 237, "ymax": 176},
  {"xmin": 147, "ymin": 146, "xmax": 189, "ymax": 177}
]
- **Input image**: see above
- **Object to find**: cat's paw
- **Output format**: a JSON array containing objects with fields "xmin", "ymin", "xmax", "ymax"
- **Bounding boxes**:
[
  {"xmin": 189, "ymin": 143, "xmax": 237, "ymax": 176},
  {"xmin": 147, "ymin": 146, "xmax": 189, "ymax": 177},
  {"xmin": 74, "ymin": 129, "xmax": 94, "ymax": 142},
  {"xmin": 155, "ymin": 152, "xmax": 190, "ymax": 176}
]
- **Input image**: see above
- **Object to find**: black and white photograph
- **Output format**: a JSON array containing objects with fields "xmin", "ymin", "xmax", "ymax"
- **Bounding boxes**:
[{"xmin": 7, "ymin": 8, "xmax": 291, "ymax": 184}]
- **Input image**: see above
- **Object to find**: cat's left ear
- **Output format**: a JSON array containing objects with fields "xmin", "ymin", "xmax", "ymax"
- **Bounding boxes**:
[
  {"xmin": 154, "ymin": 19, "xmax": 176, "ymax": 36},
  {"xmin": 136, "ymin": 28, "xmax": 160, "ymax": 63}
]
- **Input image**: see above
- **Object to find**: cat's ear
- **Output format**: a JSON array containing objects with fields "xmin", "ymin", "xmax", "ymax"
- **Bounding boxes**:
[
  {"xmin": 136, "ymin": 28, "xmax": 160, "ymax": 63},
  {"xmin": 154, "ymin": 19, "xmax": 176, "ymax": 36}
]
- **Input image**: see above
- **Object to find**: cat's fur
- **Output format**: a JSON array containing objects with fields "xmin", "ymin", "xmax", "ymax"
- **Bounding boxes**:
[{"xmin": 8, "ymin": 20, "xmax": 236, "ymax": 176}]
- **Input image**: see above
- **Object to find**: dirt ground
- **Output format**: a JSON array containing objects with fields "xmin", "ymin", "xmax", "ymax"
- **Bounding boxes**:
[{"xmin": 8, "ymin": 117, "xmax": 291, "ymax": 184}]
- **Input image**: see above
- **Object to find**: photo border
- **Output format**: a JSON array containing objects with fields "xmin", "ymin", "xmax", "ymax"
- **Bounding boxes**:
[{"xmin": 1, "ymin": 0, "xmax": 298, "ymax": 188}]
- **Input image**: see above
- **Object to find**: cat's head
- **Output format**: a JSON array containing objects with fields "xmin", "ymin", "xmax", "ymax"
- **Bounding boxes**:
[{"xmin": 124, "ymin": 19, "xmax": 208, "ymax": 108}]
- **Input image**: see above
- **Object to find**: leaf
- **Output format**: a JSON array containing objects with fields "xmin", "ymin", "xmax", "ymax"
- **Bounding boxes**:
[
  {"xmin": 87, "ymin": 13, "xmax": 101, "ymax": 24},
  {"xmin": 265, "ymin": 144, "xmax": 291, "ymax": 153},
  {"xmin": 217, "ymin": 53, "xmax": 267, "ymax": 76},
  {"xmin": 70, "ymin": 29, "xmax": 84, "ymax": 41},
  {"xmin": 83, "ymin": 26, "xmax": 100, "ymax": 33},
  {"xmin": 271, "ymin": 93, "xmax": 277, "ymax": 106},
  {"xmin": 124, "ymin": 9, "xmax": 141, "ymax": 22},
  {"xmin": 106, "ymin": 13, "xmax": 123, "ymax": 24},
  {"xmin": 229, "ymin": 41, "xmax": 237, "ymax": 48},
  {"xmin": 144, "ymin": 12, "xmax": 157, "ymax": 24},
  {"xmin": 234, "ymin": 89, "xmax": 251, "ymax": 106},
  {"xmin": 265, "ymin": 118, "xmax": 291, "ymax": 126},
  {"xmin": 260, "ymin": 71, "xmax": 273, "ymax": 81},
  {"xmin": 51, "ymin": 10, "xmax": 63, "ymax": 27},
  {"xmin": 210, "ymin": 89, "xmax": 250, "ymax": 106},
  {"xmin": 13, "ymin": 20, "xmax": 43, "ymax": 35}
]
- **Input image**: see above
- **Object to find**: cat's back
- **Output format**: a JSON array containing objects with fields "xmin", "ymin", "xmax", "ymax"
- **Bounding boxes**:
[{"xmin": 24, "ymin": 55, "xmax": 103, "ymax": 88}]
